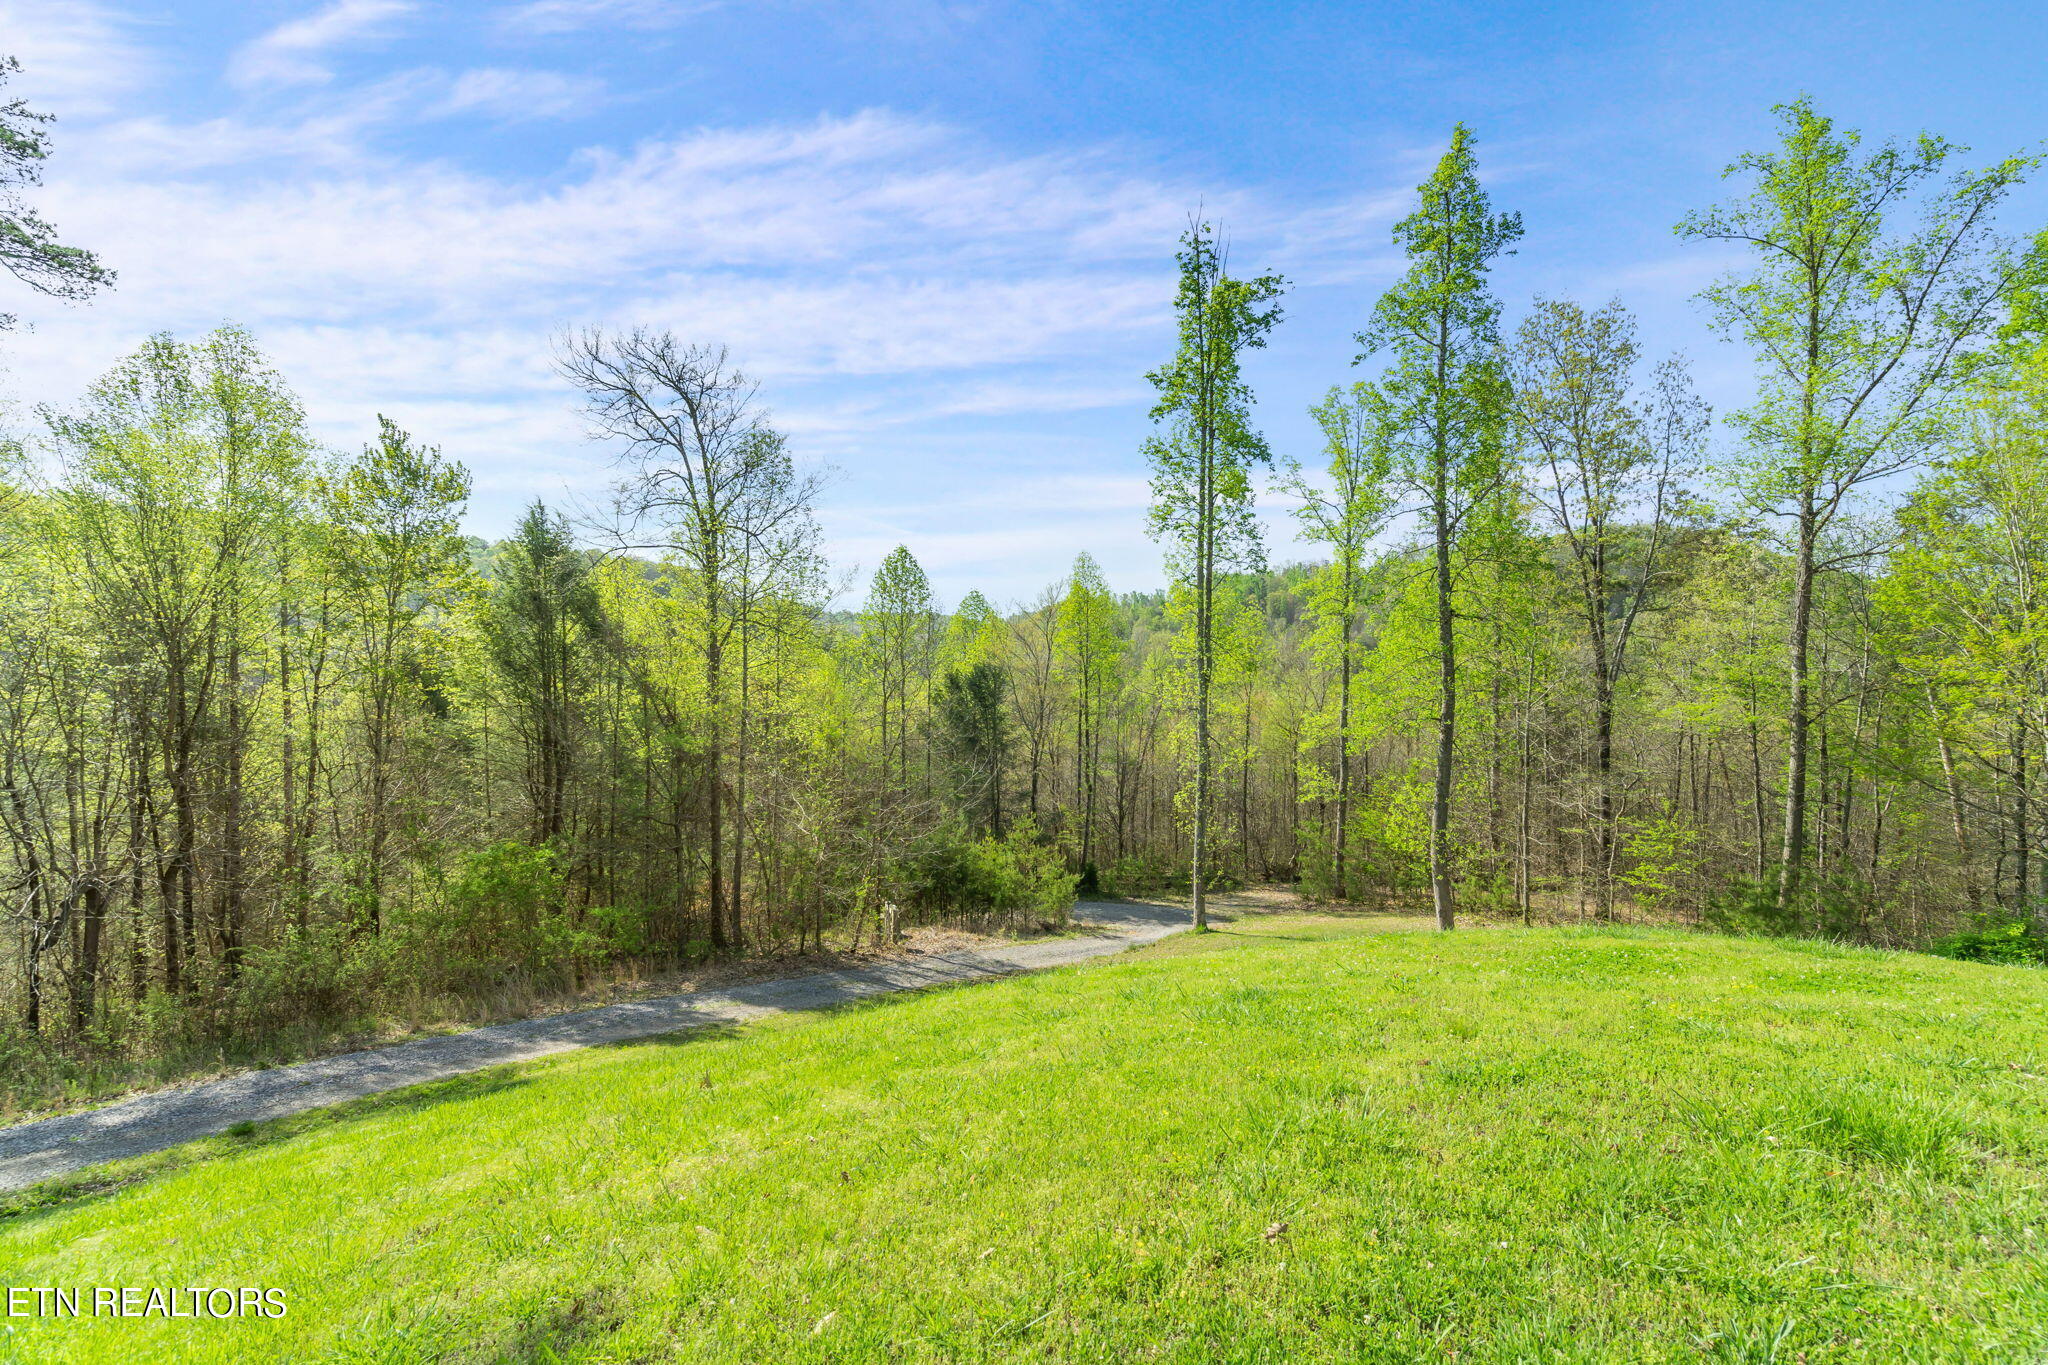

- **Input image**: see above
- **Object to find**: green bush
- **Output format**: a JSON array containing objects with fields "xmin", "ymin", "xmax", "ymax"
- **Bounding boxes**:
[
  {"xmin": 394, "ymin": 842, "xmax": 604, "ymax": 990},
  {"xmin": 231, "ymin": 920, "xmax": 393, "ymax": 1033},
  {"xmin": 907, "ymin": 825, "xmax": 1078, "ymax": 925},
  {"xmin": 1930, "ymin": 916, "xmax": 2048, "ymax": 966},
  {"xmin": 1101, "ymin": 851, "xmax": 1183, "ymax": 897}
]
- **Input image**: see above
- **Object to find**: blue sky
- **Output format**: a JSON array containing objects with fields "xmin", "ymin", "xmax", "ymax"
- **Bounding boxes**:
[{"xmin": 2, "ymin": 0, "xmax": 2045, "ymax": 604}]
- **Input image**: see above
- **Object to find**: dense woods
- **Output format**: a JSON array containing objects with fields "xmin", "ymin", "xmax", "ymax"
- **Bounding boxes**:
[{"xmin": 4, "ymin": 90, "xmax": 2048, "ymax": 1087}]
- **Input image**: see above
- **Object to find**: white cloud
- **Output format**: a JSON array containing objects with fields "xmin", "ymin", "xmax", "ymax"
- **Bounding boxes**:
[
  {"xmin": 432, "ymin": 68, "xmax": 607, "ymax": 121},
  {"xmin": 1, "ymin": 28, "xmax": 1419, "ymax": 600},
  {"xmin": 501, "ymin": 0, "xmax": 720, "ymax": 35},
  {"xmin": 5, "ymin": 105, "xmax": 1232, "ymax": 539},
  {"xmin": 0, "ymin": 0, "xmax": 154, "ymax": 118},
  {"xmin": 228, "ymin": 0, "xmax": 415, "ymax": 90}
]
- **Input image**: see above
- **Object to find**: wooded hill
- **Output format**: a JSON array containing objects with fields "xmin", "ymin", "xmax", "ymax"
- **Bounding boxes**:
[{"xmin": 3, "ymin": 97, "xmax": 2048, "ymax": 1088}]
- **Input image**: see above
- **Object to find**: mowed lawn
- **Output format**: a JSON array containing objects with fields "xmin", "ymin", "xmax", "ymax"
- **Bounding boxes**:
[{"xmin": 4, "ymin": 916, "xmax": 2048, "ymax": 1363}]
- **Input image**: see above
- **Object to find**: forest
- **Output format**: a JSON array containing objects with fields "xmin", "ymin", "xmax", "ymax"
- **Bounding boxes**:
[{"xmin": 3, "ymin": 86, "xmax": 2047, "ymax": 1088}]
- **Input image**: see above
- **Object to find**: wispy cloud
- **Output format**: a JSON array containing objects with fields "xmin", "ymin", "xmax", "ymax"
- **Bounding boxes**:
[
  {"xmin": 501, "ymin": 0, "xmax": 721, "ymax": 35},
  {"xmin": 228, "ymin": 0, "xmax": 415, "ymax": 90},
  {"xmin": 2, "ymin": 16, "xmax": 1422, "ymax": 599},
  {"xmin": 0, "ymin": 0, "xmax": 154, "ymax": 117},
  {"xmin": 432, "ymin": 68, "xmax": 607, "ymax": 121},
  {"xmin": 7, "ymin": 105, "xmax": 1242, "ymax": 525}
]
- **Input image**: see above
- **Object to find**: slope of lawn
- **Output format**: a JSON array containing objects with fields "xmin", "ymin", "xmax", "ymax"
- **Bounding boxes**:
[{"xmin": 3, "ymin": 914, "xmax": 2047, "ymax": 1363}]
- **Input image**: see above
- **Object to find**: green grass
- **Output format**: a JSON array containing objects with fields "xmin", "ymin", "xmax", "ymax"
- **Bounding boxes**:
[{"xmin": 4, "ymin": 916, "xmax": 2048, "ymax": 1363}]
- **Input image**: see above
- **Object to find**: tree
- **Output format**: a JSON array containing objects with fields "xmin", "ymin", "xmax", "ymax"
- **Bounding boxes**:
[
  {"xmin": 1356, "ymin": 124, "xmax": 1522, "ymax": 931},
  {"xmin": 943, "ymin": 589, "xmax": 1004, "ymax": 672},
  {"xmin": 1884, "ymin": 354, "xmax": 2048, "ymax": 916},
  {"xmin": 319, "ymin": 416, "xmax": 471, "ymax": 931},
  {"xmin": 485, "ymin": 503, "xmax": 603, "ymax": 849},
  {"xmin": 1678, "ymin": 97, "xmax": 2041, "ymax": 915},
  {"xmin": 1511, "ymin": 299, "xmax": 1701, "ymax": 915},
  {"xmin": 0, "ymin": 56, "xmax": 112, "ymax": 328},
  {"xmin": 1056, "ymin": 552, "xmax": 1119, "ymax": 876},
  {"xmin": 1144, "ymin": 219, "xmax": 1284, "ymax": 929},
  {"xmin": 863, "ymin": 546, "xmax": 938, "ymax": 790},
  {"xmin": 936, "ymin": 663, "xmax": 1010, "ymax": 836},
  {"xmin": 1285, "ymin": 383, "xmax": 1392, "ymax": 899},
  {"xmin": 557, "ymin": 328, "xmax": 821, "ymax": 954},
  {"xmin": 53, "ymin": 328, "xmax": 307, "ymax": 985}
]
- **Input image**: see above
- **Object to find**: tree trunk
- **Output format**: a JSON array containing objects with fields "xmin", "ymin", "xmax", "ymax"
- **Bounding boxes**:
[
  {"xmin": 1430, "ymin": 491, "xmax": 1457, "ymax": 932},
  {"xmin": 1775, "ymin": 518, "xmax": 1815, "ymax": 915}
]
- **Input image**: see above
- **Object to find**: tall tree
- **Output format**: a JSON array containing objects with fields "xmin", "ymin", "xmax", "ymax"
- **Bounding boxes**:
[
  {"xmin": 1356, "ymin": 124, "xmax": 1522, "ymax": 931},
  {"xmin": 1883, "ymin": 353, "xmax": 2048, "ymax": 915},
  {"xmin": 557, "ymin": 329, "xmax": 819, "ymax": 954},
  {"xmin": 936, "ymin": 663, "xmax": 1010, "ymax": 837},
  {"xmin": 1056, "ymin": 552, "xmax": 1119, "ymax": 876},
  {"xmin": 1144, "ymin": 220, "xmax": 1284, "ymax": 928},
  {"xmin": 53, "ymin": 329, "xmax": 306, "ymax": 984},
  {"xmin": 319, "ymin": 416, "xmax": 471, "ymax": 932},
  {"xmin": 863, "ymin": 546, "xmax": 938, "ymax": 790},
  {"xmin": 1285, "ymin": 383, "xmax": 1392, "ymax": 900},
  {"xmin": 1511, "ymin": 299, "xmax": 1701, "ymax": 915},
  {"xmin": 1678, "ymin": 97, "xmax": 2041, "ymax": 914},
  {"xmin": 485, "ymin": 503, "xmax": 602, "ymax": 850},
  {"xmin": 942, "ymin": 589, "xmax": 1005, "ymax": 672}
]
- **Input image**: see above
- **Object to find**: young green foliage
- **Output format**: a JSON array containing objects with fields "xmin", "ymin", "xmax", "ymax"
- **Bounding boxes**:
[
  {"xmin": 1144, "ymin": 218, "xmax": 1284, "ymax": 927},
  {"xmin": 1285, "ymin": 383, "xmax": 1393, "ymax": 899},
  {"xmin": 1678, "ymin": 96, "xmax": 2041, "ymax": 913},
  {"xmin": 1056, "ymin": 552, "xmax": 1120, "ymax": 873},
  {"xmin": 1355, "ymin": 124, "xmax": 1522, "ymax": 930},
  {"xmin": 1511, "ymin": 299, "xmax": 1701, "ymax": 916}
]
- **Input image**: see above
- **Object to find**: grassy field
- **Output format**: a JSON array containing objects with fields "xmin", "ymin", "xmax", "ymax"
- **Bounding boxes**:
[{"xmin": 3, "ymin": 913, "xmax": 2046, "ymax": 1363}]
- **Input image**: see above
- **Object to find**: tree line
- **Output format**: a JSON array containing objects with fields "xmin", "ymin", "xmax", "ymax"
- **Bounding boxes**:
[{"xmin": 2, "ymin": 83, "xmax": 2047, "ymax": 1074}]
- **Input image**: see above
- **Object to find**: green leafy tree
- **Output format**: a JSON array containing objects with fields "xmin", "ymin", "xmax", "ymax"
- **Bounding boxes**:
[
  {"xmin": 1356, "ymin": 124, "xmax": 1523, "ymax": 931},
  {"xmin": 863, "ymin": 546, "xmax": 938, "ymax": 789},
  {"xmin": 1678, "ymin": 96, "xmax": 2041, "ymax": 914},
  {"xmin": 485, "ymin": 503, "xmax": 604, "ymax": 849},
  {"xmin": 1285, "ymin": 383, "xmax": 1392, "ymax": 899},
  {"xmin": 943, "ymin": 589, "xmax": 1005, "ymax": 671},
  {"xmin": 53, "ymin": 328, "xmax": 306, "ymax": 983},
  {"xmin": 1144, "ymin": 219, "xmax": 1284, "ymax": 928},
  {"xmin": 936, "ymin": 662, "xmax": 1011, "ymax": 836},
  {"xmin": 1883, "ymin": 356, "xmax": 2048, "ymax": 914},
  {"xmin": 319, "ymin": 416, "xmax": 472, "ymax": 931},
  {"xmin": 1056, "ymin": 552, "xmax": 1120, "ymax": 875},
  {"xmin": 1511, "ymin": 299, "xmax": 1702, "ymax": 915}
]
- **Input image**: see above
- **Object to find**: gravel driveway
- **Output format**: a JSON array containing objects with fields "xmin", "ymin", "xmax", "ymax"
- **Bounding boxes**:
[{"xmin": 0, "ymin": 899, "xmax": 1191, "ymax": 1193}]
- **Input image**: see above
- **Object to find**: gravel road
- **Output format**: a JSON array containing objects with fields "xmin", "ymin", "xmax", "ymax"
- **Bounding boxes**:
[{"xmin": 0, "ymin": 898, "xmax": 1191, "ymax": 1194}]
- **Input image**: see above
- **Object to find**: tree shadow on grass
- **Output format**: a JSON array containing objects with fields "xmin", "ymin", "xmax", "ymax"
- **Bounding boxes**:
[{"xmin": 1207, "ymin": 929, "xmax": 1324, "ymax": 941}]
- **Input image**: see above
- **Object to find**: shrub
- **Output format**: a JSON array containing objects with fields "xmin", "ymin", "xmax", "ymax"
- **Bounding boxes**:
[
  {"xmin": 231, "ymin": 920, "xmax": 393, "ymax": 1033},
  {"xmin": 1102, "ymin": 851, "xmax": 1183, "ymax": 897},
  {"xmin": 1930, "ymin": 916, "xmax": 2048, "ymax": 966},
  {"xmin": 1617, "ymin": 813, "xmax": 1703, "ymax": 916},
  {"xmin": 394, "ymin": 842, "xmax": 603, "ymax": 991},
  {"xmin": 906, "ymin": 825, "xmax": 1079, "ymax": 926}
]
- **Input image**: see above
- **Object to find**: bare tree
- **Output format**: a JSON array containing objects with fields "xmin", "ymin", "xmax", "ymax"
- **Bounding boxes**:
[{"xmin": 556, "ymin": 327, "xmax": 822, "ymax": 953}]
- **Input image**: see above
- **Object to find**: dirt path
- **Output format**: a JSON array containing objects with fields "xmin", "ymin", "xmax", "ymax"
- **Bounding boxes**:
[{"xmin": 0, "ymin": 896, "xmax": 1247, "ymax": 1194}]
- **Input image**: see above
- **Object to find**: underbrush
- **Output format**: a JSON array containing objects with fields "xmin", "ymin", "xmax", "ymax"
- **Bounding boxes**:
[
  {"xmin": 0, "ymin": 831, "xmax": 1089, "ymax": 1121},
  {"xmin": 1930, "ymin": 914, "xmax": 2048, "ymax": 966}
]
